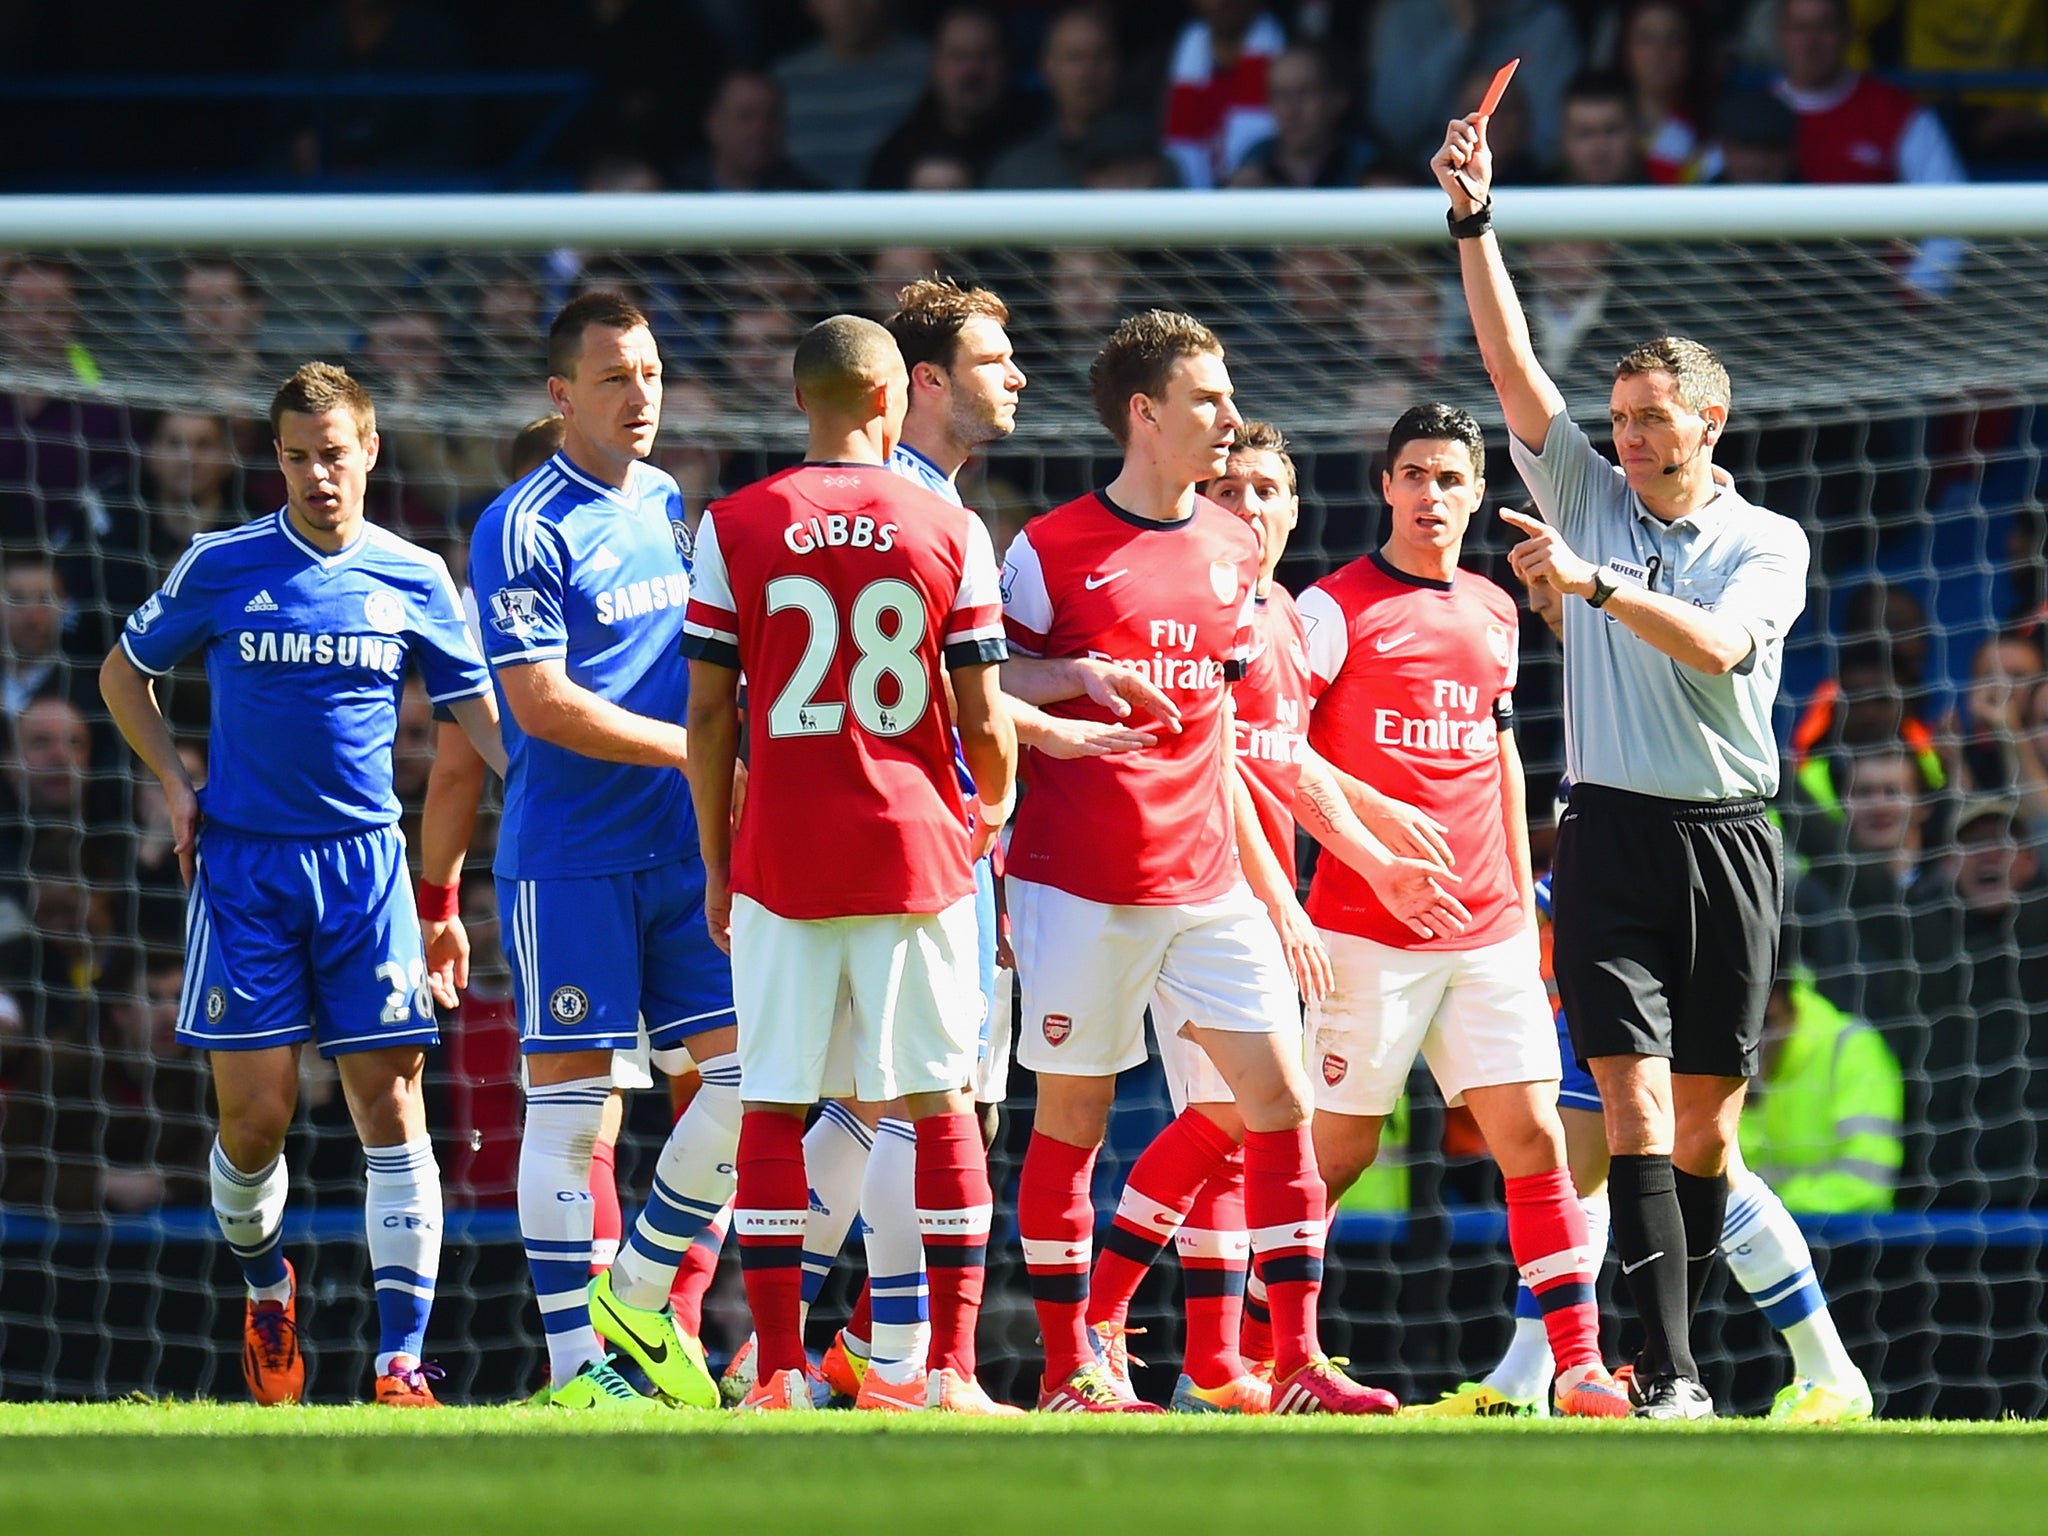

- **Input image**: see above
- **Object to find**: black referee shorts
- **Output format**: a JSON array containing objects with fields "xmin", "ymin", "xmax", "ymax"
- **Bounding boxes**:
[{"xmin": 1550, "ymin": 783, "xmax": 1782, "ymax": 1080}]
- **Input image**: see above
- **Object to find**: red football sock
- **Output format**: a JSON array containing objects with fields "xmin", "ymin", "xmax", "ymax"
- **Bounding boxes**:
[
  {"xmin": 915, "ymin": 1112, "xmax": 993, "ymax": 1379},
  {"xmin": 1505, "ymin": 1166, "xmax": 1601, "ymax": 1374},
  {"xmin": 1240, "ymin": 1268, "xmax": 1273, "ymax": 1368},
  {"xmin": 734, "ymin": 1110, "xmax": 809, "ymax": 1379},
  {"xmin": 1020, "ymin": 1130, "xmax": 1098, "ymax": 1385},
  {"xmin": 1088, "ymin": 1108, "xmax": 1237, "ymax": 1331},
  {"xmin": 1243, "ymin": 1126, "xmax": 1326, "ymax": 1381},
  {"xmin": 1177, "ymin": 1149, "xmax": 1250, "ymax": 1389},
  {"xmin": 588, "ymin": 1137, "xmax": 621, "ymax": 1276},
  {"xmin": 845, "ymin": 1280, "xmax": 872, "ymax": 1351},
  {"xmin": 668, "ymin": 1203, "xmax": 728, "ymax": 1336}
]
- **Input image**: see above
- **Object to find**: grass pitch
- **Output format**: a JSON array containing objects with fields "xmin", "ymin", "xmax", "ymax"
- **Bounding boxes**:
[{"xmin": 2, "ymin": 1404, "xmax": 2042, "ymax": 1535}]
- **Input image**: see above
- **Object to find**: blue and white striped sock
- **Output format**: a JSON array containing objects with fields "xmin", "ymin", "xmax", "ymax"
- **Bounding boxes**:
[
  {"xmin": 610, "ymin": 1054, "xmax": 743, "ymax": 1311},
  {"xmin": 1721, "ymin": 1169, "xmax": 1860, "ymax": 1390},
  {"xmin": 801, "ymin": 1100, "xmax": 874, "ymax": 1326},
  {"xmin": 364, "ymin": 1136, "xmax": 442, "ymax": 1375},
  {"xmin": 210, "ymin": 1138, "xmax": 290, "ymax": 1300},
  {"xmin": 519, "ymin": 1075, "xmax": 609, "ymax": 1386},
  {"xmin": 861, "ymin": 1117, "xmax": 928, "ymax": 1386}
]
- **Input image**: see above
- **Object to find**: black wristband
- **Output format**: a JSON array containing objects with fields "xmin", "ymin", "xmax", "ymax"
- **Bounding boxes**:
[{"xmin": 1448, "ymin": 199, "xmax": 1494, "ymax": 239}]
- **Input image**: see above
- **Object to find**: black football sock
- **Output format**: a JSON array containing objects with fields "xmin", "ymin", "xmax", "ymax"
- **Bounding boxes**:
[
  {"xmin": 1674, "ymin": 1166, "xmax": 1730, "ymax": 1321},
  {"xmin": 1606, "ymin": 1153, "xmax": 1697, "ymax": 1381}
]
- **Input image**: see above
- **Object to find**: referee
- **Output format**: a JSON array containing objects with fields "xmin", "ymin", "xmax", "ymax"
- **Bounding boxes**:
[{"xmin": 1432, "ymin": 112, "xmax": 1811, "ymax": 1419}]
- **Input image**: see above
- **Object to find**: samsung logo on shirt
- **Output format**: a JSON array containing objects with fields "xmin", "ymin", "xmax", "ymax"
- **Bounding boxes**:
[
  {"xmin": 237, "ymin": 631, "xmax": 404, "ymax": 672},
  {"xmin": 595, "ymin": 574, "xmax": 688, "ymax": 626}
]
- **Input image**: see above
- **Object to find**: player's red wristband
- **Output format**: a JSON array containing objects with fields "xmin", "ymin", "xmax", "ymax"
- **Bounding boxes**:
[{"xmin": 416, "ymin": 879, "xmax": 460, "ymax": 923}]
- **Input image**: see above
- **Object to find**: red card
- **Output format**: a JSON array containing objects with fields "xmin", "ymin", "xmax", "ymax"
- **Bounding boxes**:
[{"xmin": 1479, "ymin": 57, "xmax": 1520, "ymax": 117}]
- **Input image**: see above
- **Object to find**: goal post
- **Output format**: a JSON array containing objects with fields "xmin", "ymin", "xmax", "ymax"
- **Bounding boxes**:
[{"xmin": 0, "ymin": 188, "xmax": 2043, "ymax": 1415}]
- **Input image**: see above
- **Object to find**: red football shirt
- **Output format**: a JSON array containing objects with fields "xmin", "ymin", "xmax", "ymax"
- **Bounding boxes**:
[
  {"xmin": 682, "ymin": 462, "xmax": 1005, "ymax": 919},
  {"xmin": 1299, "ymin": 552, "xmax": 1522, "ymax": 951},
  {"xmin": 1231, "ymin": 588, "xmax": 1312, "ymax": 877},
  {"xmin": 1002, "ymin": 491, "xmax": 1258, "ymax": 905}
]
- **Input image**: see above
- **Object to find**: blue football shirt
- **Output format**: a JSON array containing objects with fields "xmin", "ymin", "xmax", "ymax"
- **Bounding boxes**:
[
  {"xmin": 469, "ymin": 451, "xmax": 697, "ymax": 880},
  {"xmin": 120, "ymin": 510, "xmax": 490, "ymax": 839}
]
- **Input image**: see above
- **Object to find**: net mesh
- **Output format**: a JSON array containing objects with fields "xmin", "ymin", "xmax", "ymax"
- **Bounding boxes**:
[{"xmin": 1, "ymin": 227, "xmax": 2044, "ymax": 1415}]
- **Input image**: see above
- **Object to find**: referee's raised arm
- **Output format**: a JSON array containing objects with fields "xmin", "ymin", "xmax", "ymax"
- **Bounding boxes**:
[{"xmin": 1430, "ymin": 114, "xmax": 1563, "ymax": 454}]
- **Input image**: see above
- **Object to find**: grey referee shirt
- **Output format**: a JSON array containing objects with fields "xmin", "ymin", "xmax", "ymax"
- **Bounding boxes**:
[{"xmin": 1509, "ymin": 411, "xmax": 1810, "ymax": 802}]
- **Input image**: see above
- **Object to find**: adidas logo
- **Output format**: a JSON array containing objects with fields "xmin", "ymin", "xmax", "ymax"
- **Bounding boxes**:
[
  {"xmin": 589, "ymin": 545, "xmax": 621, "ymax": 572},
  {"xmin": 244, "ymin": 590, "xmax": 279, "ymax": 613}
]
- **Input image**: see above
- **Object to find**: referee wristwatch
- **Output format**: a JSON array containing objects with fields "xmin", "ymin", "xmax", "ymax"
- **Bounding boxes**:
[{"xmin": 1586, "ymin": 568, "xmax": 1620, "ymax": 609}]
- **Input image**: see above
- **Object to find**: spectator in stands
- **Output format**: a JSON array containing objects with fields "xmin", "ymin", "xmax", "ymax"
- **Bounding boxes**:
[
  {"xmin": 2017, "ymin": 676, "xmax": 2048, "ymax": 837},
  {"xmin": 1248, "ymin": 246, "xmax": 1362, "ymax": 396},
  {"xmin": 1770, "ymin": 0, "xmax": 1965, "ymax": 294},
  {"xmin": 1516, "ymin": 239, "xmax": 1659, "ymax": 378},
  {"xmin": 905, "ymin": 153, "xmax": 976, "ymax": 190},
  {"xmin": 0, "ymin": 255, "xmax": 100, "ymax": 390},
  {"xmin": 1162, "ymin": 0, "xmax": 1285, "ymax": 188},
  {"xmin": 1230, "ymin": 44, "xmax": 1378, "ymax": 187},
  {"xmin": 1, "ymin": 556, "xmax": 94, "ymax": 726},
  {"xmin": 676, "ymin": 71, "xmax": 822, "ymax": 193},
  {"xmin": 1352, "ymin": 253, "xmax": 1448, "ymax": 422},
  {"xmin": 0, "ymin": 944, "xmax": 211, "ymax": 1217},
  {"xmin": 519, "ymin": 0, "xmax": 727, "ymax": 176},
  {"xmin": 3, "ymin": 696, "xmax": 93, "ymax": 835},
  {"xmin": 654, "ymin": 375, "xmax": 727, "ymax": 529},
  {"xmin": 359, "ymin": 306, "xmax": 504, "ymax": 533},
  {"xmin": 1555, "ymin": 70, "xmax": 1647, "ymax": 186},
  {"xmin": 1909, "ymin": 794, "xmax": 2048, "ymax": 1207},
  {"xmin": 1711, "ymin": 89, "xmax": 1802, "ymax": 184},
  {"xmin": 866, "ymin": 5, "xmax": 1026, "ymax": 188},
  {"xmin": 177, "ymin": 258, "xmax": 273, "ymax": 403},
  {"xmin": 1039, "ymin": 246, "xmax": 1134, "ymax": 389},
  {"xmin": 1947, "ymin": 630, "xmax": 2047, "ymax": 797},
  {"xmin": 987, "ymin": 6, "xmax": 1121, "ymax": 189},
  {"xmin": 775, "ymin": 0, "xmax": 931, "ymax": 190},
  {"xmin": 863, "ymin": 246, "xmax": 943, "ymax": 319},
  {"xmin": 1077, "ymin": 112, "xmax": 1182, "ymax": 188},
  {"xmin": 0, "ymin": 259, "xmax": 128, "ymax": 562},
  {"xmin": 276, "ymin": 0, "xmax": 478, "ymax": 177},
  {"xmin": 722, "ymin": 305, "xmax": 805, "ymax": 412},
  {"xmin": 1619, "ymin": 0, "xmax": 1712, "ymax": 183},
  {"xmin": 469, "ymin": 263, "xmax": 549, "ymax": 393},
  {"xmin": 1741, "ymin": 963, "xmax": 1904, "ymax": 1213},
  {"xmin": 1370, "ymin": 0, "xmax": 1583, "ymax": 175}
]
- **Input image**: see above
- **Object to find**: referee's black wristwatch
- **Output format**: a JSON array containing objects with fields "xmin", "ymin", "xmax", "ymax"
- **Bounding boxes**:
[{"xmin": 1586, "ymin": 568, "xmax": 1619, "ymax": 609}]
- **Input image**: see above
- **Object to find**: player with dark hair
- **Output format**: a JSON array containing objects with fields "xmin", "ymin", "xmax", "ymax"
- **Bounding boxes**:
[
  {"xmin": 683, "ymin": 314, "xmax": 1019, "ymax": 1415},
  {"xmin": 460, "ymin": 291, "xmax": 733, "ymax": 1412},
  {"xmin": 100, "ymin": 362, "xmax": 503, "ymax": 1408}
]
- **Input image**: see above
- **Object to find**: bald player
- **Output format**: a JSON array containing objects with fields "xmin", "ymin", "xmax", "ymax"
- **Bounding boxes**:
[{"xmin": 683, "ymin": 316, "xmax": 1019, "ymax": 1415}]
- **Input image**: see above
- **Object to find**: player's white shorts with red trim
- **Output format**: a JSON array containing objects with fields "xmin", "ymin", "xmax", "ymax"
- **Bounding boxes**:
[
  {"xmin": 731, "ymin": 893, "xmax": 981, "ymax": 1104},
  {"xmin": 1009, "ymin": 878, "xmax": 1297, "ymax": 1079},
  {"xmin": 1308, "ymin": 927, "xmax": 1558, "ymax": 1117}
]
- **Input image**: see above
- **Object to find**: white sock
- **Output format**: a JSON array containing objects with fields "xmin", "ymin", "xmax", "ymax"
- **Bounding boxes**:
[
  {"xmin": 520, "ymin": 1076, "xmax": 609, "ymax": 1385},
  {"xmin": 861, "ymin": 1117, "xmax": 928, "ymax": 1385},
  {"xmin": 364, "ymin": 1137, "xmax": 442, "ymax": 1376},
  {"xmin": 610, "ymin": 1054, "xmax": 743, "ymax": 1310},
  {"xmin": 1721, "ymin": 1169, "xmax": 1861, "ymax": 1391},
  {"xmin": 799, "ymin": 1101, "xmax": 874, "ymax": 1330},
  {"xmin": 1485, "ymin": 1191, "xmax": 1607, "ymax": 1403},
  {"xmin": 211, "ymin": 1138, "xmax": 292, "ymax": 1302}
]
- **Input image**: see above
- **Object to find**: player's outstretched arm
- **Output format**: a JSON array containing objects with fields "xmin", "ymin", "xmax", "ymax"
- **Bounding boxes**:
[
  {"xmin": 1294, "ymin": 751, "xmax": 1471, "ymax": 942},
  {"xmin": 954, "ymin": 660, "xmax": 1019, "ymax": 863},
  {"xmin": 1230, "ymin": 753, "xmax": 1332, "ymax": 1003},
  {"xmin": 1320, "ymin": 757, "xmax": 1456, "ymax": 871},
  {"xmin": 1009, "ymin": 697, "xmax": 1161, "ymax": 759},
  {"xmin": 1431, "ymin": 113, "xmax": 1567, "ymax": 453},
  {"xmin": 495, "ymin": 656, "xmax": 691, "ymax": 769},
  {"xmin": 418, "ymin": 720, "xmax": 485, "ymax": 1009},
  {"xmin": 683, "ymin": 660, "xmax": 742, "ymax": 953},
  {"xmin": 99, "ymin": 646, "xmax": 199, "ymax": 887},
  {"xmin": 1000, "ymin": 655, "xmax": 1182, "ymax": 733}
]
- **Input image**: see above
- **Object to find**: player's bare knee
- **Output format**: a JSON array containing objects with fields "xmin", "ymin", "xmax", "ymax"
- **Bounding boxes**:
[
  {"xmin": 216, "ymin": 1109, "xmax": 290, "ymax": 1172},
  {"xmin": 1033, "ymin": 1074, "xmax": 1116, "ymax": 1148},
  {"xmin": 1312, "ymin": 1111, "xmax": 1382, "ymax": 1196}
]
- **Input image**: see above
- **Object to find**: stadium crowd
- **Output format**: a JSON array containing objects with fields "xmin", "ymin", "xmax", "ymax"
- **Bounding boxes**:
[{"xmin": 1, "ymin": 0, "xmax": 2047, "ymax": 1356}]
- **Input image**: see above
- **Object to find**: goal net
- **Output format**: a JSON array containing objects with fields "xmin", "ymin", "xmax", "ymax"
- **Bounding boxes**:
[{"xmin": 0, "ymin": 188, "xmax": 2042, "ymax": 1415}]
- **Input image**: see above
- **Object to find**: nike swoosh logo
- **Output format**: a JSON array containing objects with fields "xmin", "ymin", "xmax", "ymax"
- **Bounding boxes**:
[
  {"xmin": 1084, "ymin": 570, "xmax": 1129, "ymax": 590},
  {"xmin": 1062, "ymin": 1246, "xmax": 1088, "ymax": 1259},
  {"xmin": 1374, "ymin": 631, "xmax": 1416, "ymax": 653},
  {"xmin": 602, "ymin": 1305, "xmax": 669, "ymax": 1364},
  {"xmin": 1619, "ymin": 1251, "xmax": 1666, "ymax": 1276}
]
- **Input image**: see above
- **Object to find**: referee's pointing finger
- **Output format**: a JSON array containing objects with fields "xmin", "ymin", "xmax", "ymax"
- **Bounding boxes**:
[{"xmin": 1498, "ymin": 508, "xmax": 1545, "ymax": 536}]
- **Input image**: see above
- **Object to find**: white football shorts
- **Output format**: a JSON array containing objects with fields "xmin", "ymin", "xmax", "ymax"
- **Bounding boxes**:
[
  {"xmin": 1008, "ymin": 877, "xmax": 1297, "ymax": 1079},
  {"xmin": 731, "ymin": 893, "xmax": 982, "ymax": 1105},
  {"xmin": 1308, "ymin": 927, "xmax": 1559, "ymax": 1117}
]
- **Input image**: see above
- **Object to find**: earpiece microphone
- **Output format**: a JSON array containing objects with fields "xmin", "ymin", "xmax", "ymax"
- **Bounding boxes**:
[{"xmin": 1661, "ymin": 418, "xmax": 1716, "ymax": 476}]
